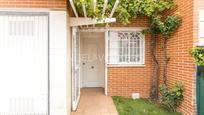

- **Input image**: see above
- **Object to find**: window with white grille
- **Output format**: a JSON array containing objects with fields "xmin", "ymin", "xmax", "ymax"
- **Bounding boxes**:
[{"xmin": 108, "ymin": 30, "xmax": 145, "ymax": 65}]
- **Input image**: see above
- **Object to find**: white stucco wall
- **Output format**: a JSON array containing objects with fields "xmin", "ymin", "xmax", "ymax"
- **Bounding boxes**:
[
  {"xmin": 67, "ymin": 12, "xmax": 72, "ymax": 115},
  {"xmin": 49, "ymin": 11, "xmax": 71, "ymax": 115}
]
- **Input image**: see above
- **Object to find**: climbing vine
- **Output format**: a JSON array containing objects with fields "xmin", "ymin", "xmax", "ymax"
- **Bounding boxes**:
[{"xmin": 153, "ymin": 15, "xmax": 182, "ymax": 85}]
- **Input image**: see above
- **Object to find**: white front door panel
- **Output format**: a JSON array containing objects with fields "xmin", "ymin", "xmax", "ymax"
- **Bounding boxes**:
[
  {"xmin": 84, "ymin": 43, "xmax": 100, "ymax": 87},
  {"xmin": 81, "ymin": 34, "xmax": 105, "ymax": 88}
]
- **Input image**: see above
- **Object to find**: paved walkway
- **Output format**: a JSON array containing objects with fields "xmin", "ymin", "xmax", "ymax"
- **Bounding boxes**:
[{"xmin": 71, "ymin": 88, "xmax": 118, "ymax": 115}]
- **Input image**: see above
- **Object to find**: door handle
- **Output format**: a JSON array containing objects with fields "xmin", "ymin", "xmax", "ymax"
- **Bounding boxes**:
[{"xmin": 91, "ymin": 66, "xmax": 94, "ymax": 69}]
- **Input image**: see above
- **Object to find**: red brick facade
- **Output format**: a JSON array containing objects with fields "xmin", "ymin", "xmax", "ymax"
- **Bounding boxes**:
[
  {"xmin": 0, "ymin": 0, "xmax": 67, "ymax": 9},
  {"xmin": 0, "ymin": 0, "xmax": 202, "ymax": 115},
  {"xmin": 156, "ymin": 0, "xmax": 203, "ymax": 114},
  {"xmin": 108, "ymin": 17, "xmax": 153, "ymax": 98},
  {"xmin": 108, "ymin": 1, "xmax": 202, "ymax": 115},
  {"xmin": 107, "ymin": 39, "xmax": 152, "ymax": 98},
  {"xmin": 155, "ymin": 0, "xmax": 196, "ymax": 114}
]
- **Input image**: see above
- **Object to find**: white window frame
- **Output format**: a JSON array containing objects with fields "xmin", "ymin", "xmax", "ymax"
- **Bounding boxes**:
[
  {"xmin": 107, "ymin": 29, "xmax": 145, "ymax": 66},
  {"xmin": 199, "ymin": 10, "xmax": 204, "ymax": 46}
]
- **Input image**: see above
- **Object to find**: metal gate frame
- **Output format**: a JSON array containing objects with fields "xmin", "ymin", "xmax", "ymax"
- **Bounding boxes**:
[
  {"xmin": 72, "ymin": 26, "xmax": 81, "ymax": 111},
  {"xmin": 197, "ymin": 66, "xmax": 204, "ymax": 115}
]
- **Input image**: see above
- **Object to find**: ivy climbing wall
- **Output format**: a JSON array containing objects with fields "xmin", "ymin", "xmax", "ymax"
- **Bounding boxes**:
[{"xmin": 156, "ymin": 0, "xmax": 203, "ymax": 114}]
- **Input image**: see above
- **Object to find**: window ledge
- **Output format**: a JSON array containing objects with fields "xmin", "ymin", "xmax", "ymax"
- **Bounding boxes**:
[{"xmin": 107, "ymin": 64, "xmax": 146, "ymax": 67}]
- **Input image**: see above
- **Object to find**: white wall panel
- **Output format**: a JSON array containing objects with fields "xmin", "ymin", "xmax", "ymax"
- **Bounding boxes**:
[{"xmin": 49, "ymin": 11, "xmax": 68, "ymax": 115}]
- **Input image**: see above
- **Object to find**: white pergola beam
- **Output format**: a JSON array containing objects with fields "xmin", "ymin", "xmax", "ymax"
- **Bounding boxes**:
[
  {"xmin": 93, "ymin": 0, "xmax": 97, "ymax": 13},
  {"xmin": 69, "ymin": 0, "xmax": 78, "ymax": 17},
  {"xmin": 69, "ymin": 0, "xmax": 119, "ymax": 27},
  {"xmin": 109, "ymin": 0, "xmax": 119, "ymax": 18},
  {"xmin": 103, "ymin": 0, "xmax": 108, "ymax": 16},
  {"xmin": 82, "ymin": 4, "xmax": 87, "ymax": 18},
  {"xmin": 93, "ymin": 0, "xmax": 97, "ymax": 27},
  {"xmin": 70, "ymin": 17, "xmax": 116, "ymax": 27},
  {"xmin": 82, "ymin": 4, "xmax": 88, "ymax": 27}
]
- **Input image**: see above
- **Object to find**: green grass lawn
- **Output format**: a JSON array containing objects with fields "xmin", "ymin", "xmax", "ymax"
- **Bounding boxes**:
[{"xmin": 112, "ymin": 96, "xmax": 181, "ymax": 115}]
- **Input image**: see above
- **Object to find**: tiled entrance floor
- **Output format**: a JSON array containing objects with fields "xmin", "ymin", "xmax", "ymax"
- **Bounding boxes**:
[{"xmin": 71, "ymin": 88, "xmax": 118, "ymax": 115}]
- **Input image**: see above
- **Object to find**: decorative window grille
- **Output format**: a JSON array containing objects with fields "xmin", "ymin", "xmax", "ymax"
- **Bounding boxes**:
[{"xmin": 108, "ymin": 30, "xmax": 145, "ymax": 64}]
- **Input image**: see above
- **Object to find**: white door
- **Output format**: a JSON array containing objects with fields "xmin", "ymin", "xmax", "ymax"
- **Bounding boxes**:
[
  {"xmin": 82, "ymin": 35, "xmax": 105, "ymax": 87},
  {"xmin": 72, "ymin": 27, "xmax": 80, "ymax": 111},
  {"xmin": 0, "ymin": 13, "xmax": 48, "ymax": 114},
  {"xmin": 84, "ymin": 43, "xmax": 99, "ymax": 87}
]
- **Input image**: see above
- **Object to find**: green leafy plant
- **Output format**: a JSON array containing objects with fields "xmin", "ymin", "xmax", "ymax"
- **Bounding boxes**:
[
  {"xmin": 159, "ymin": 83, "xmax": 184, "ymax": 112},
  {"xmin": 190, "ymin": 46, "xmax": 204, "ymax": 66},
  {"xmin": 152, "ymin": 16, "xmax": 182, "ymax": 37},
  {"xmin": 153, "ymin": 16, "xmax": 182, "ymax": 85},
  {"xmin": 74, "ymin": 0, "xmax": 175, "ymax": 25},
  {"xmin": 74, "ymin": 0, "xmax": 138, "ymax": 24}
]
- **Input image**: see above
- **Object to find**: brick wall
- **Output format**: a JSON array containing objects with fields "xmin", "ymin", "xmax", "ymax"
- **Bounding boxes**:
[
  {"xmin": 156, "ymin": 0, "xmax": 197, "ymax": 114},
  {"xmin": 110, "ymin": 17, "xmax": 148, "ymax": 27},
  {"xmin": 0, "ymin": 0, "xmax": 201, "ymax": 114},
  {"xmin": 0, "ymin": 0, "xmax": 67, "ymax": 9},
  {"xmin": 108, "ymin": 17, "xmax": 153, "ymax": 98},
  {"xmin": 108, "ymin": 62, "xmax": 152, "ymax": 98},
  {"xmin": 108, "ymin": 0, "xmax": 201, "ymax": 115}
]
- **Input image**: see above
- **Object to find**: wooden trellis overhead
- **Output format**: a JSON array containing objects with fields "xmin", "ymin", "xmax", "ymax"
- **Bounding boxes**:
[{"xmin": 68, "ymin": 0, "xmax": 119, "ymax": 27}]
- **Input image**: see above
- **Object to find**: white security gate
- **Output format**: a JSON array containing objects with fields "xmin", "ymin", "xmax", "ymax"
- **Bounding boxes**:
[
  {"xmin": 0, "ymin": 13, "xmax": 49, "ymax": 114},
  {"xmin": 72, "ymin": 27, "xmax": 81, "ymax": 111}
]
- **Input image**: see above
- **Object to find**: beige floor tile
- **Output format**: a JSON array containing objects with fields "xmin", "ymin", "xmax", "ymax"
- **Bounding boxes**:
[{"xmin": 71, "ymin": 88, "xmax": 118, "ymax": 115}]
